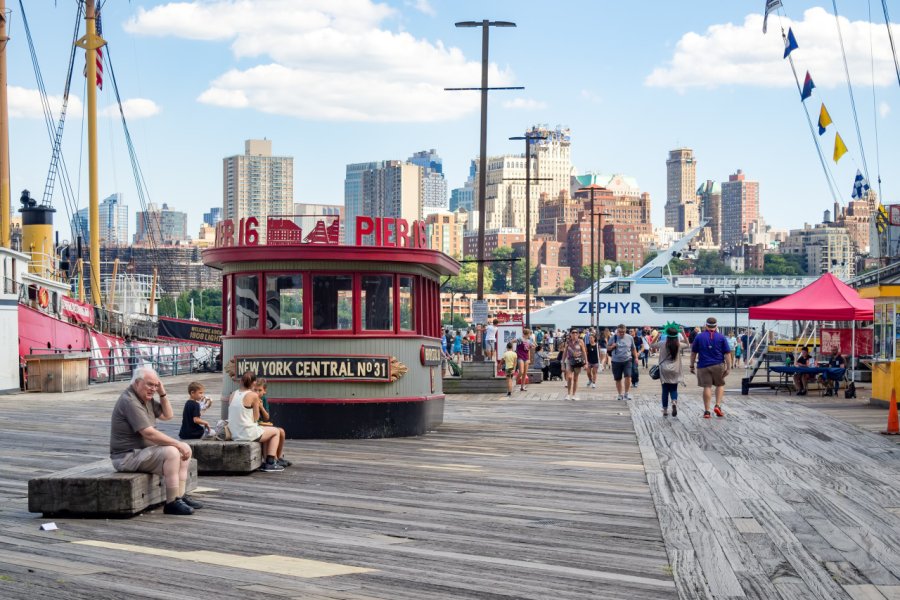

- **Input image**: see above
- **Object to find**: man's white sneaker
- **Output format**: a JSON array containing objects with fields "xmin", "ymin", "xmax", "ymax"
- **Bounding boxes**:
[
  {"xmin": 625, "ymin": 393, "xmax": 632, "ymax": 401},
  {"xmin": 572, "ymin": 396, "xmax": 579, "ymax": 401},
  {"xmin": 617, "ymin": 394, "xmax": 623, "ymax": 401},
  {"xmin": 564, "ymin": 394, "xmax": 571, "ymax": 401}
]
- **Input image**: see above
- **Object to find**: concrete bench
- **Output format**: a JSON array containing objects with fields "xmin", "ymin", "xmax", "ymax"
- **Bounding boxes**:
[
  {"xmin": 182, "ymin": 439, "xmax": 263, "ymax": 474},
  {"xmin": 28, "ymin": 458, "xmax": 198, "ymax": 517}
]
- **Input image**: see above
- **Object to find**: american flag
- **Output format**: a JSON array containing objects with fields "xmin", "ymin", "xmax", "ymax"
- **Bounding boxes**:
[{"xmin": 84, "ymin": 11, "xmax": 104, "ymax": 90}]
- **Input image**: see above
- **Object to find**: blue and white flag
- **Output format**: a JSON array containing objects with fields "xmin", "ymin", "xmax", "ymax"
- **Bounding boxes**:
[
  {"xmin": 783, "ymin": 28, "xmax": 798, "ymax": 58},
  {"xmin": 851, "ymin": 170, "xmax": 870, "ymax": 199},
  {"xmin": 764, "ymin": 0, "xmax": 783, "ymax": 34}
]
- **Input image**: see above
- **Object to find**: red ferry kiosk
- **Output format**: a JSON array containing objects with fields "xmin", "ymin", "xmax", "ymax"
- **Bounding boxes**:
[{"xmin": 203, "ymin": 215, "xmax": 459, "ymax": 439}]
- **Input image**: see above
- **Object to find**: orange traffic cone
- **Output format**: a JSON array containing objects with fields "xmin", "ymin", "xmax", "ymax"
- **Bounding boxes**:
[{"xmin": 882, "ymin": 388, "xmax": 899, "ymax": 436}]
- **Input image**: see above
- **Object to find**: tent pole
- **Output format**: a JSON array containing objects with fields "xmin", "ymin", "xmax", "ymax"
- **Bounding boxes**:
[{"xmin": 851, "ymin": 319, "xmax": 856, "ymax": 384}]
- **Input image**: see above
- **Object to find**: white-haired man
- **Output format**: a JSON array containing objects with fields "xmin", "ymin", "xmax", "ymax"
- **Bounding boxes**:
[{"xmin": 109, "ymin": 366, "xmax": 200, "ymax": 515}]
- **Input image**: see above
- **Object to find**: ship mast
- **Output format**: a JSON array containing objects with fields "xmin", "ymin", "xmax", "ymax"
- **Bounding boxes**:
[
  {"xmin": 75, "ymin": 0, "xmax": 103, "ymax": 307},
  {"xmin": 0, "ymin": 0, "xmax": 10, "ymax": 249}
]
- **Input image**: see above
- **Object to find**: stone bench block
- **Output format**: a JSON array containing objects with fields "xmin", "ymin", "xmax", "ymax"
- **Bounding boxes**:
[
  {"xmin": 28, "ymin": 458, "xmax": 198, "ymax": 517},
  {"xmin": 183, "ymin": 440, "xmax": 263, "ymax": 474}
]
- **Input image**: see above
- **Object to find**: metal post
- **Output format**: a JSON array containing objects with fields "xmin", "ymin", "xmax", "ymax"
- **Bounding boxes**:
[
  {"xmin": 0, "ymin": 1, "xmax": 9, "ymax": 249},
  {"xmin": 476, "ymin": 21, "xmax": 489, "ymax": 301},
  {"xmin": 524, "ymin": 136, "xmax": 531, "ymax": 328},
  {"xmin": 590, "ymin": 188, "xmax": 595, "ymax": 329},
  {"xmin": 734, "ymin": 284, "xmax": 740, "ymax": 334}
]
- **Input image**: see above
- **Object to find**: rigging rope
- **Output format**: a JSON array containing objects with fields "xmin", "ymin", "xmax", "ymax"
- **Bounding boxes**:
[
  {"xmin": 17, "ymin": 0, "xmax": 85, "ymax": 243},
  {"xmin": 868, "ymin": 0, "xmax": 884, "ymax": 201},
  {"xmin": 831, "ymin": 0, "xmax": 871, "ymax": 184},
  {"xmin": 881, "ymin": 0, "xmax": 900, "ymax": 89}
]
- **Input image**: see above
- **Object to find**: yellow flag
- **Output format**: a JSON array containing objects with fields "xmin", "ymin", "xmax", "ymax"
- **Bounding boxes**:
[
  {"xmin": 818, "ymin": 104, "xmax": 832, "ymax": 135},
  {"xmin": 833, "ymin": 132, "xmax": 848, "ymax": 162}
]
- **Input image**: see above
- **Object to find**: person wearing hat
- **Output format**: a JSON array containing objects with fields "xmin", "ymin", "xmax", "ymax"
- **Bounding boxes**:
[
  {"xmin": 689, "ymin": 317, "xmax": 733, "ymax": 418},
  {"xmin": 652, "ymin": 325, "xmax": 689, "ymax": 417}
]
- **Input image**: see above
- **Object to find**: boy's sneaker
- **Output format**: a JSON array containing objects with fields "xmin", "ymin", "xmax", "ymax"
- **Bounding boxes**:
[
  {"xmin": 276, "ymin": 457, "xmax": 292, "ymax": 468},
  {"xmin": 714, "ymin": 405, "xmax": 724, "ymax": 418},
  {"xmin": 703, "ymin": 411, "xmax": 712, "ymax": 419},
  {"xmin": 163, "ymin": 499, "xmax": 194, "ymax": 515},
  {"xmin": 180, "ymin": 495, "xmax": 204, "ymax": 509},
  {"xmin": 258, "ymin": 462, "xmax": 285, "ymax": 473},
  {"xmin": 671, "ymin": 403, "xmax": 678, "ymax": 418}
]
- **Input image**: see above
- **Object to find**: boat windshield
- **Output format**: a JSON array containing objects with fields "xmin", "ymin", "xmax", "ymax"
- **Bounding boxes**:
[{"xmin": 599, "ymin": 282, "xmax": 631, "ymax": 294}]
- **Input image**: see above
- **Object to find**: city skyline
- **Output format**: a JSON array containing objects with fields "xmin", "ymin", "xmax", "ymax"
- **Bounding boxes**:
[{"xmin": 4, "ymin": 1, "xmax": 900, "ymax": 240}]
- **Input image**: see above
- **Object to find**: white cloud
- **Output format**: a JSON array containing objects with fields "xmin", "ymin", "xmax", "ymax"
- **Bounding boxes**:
[
  {"xmin": 880, "ymin": 100, "xmax": 891, "ymax": 118},
  {"xmin": 580, "ymin": 89, "xmax": 602, "ymax": 104},
  {"xmin": 9, "ymin": 86, "xmax": 83, "ymax": 119},
  {"xmin": 647, "ymin": 7, "xmax": 900, "ymax": 91},
  {"xmin": 126, "ymin": 0, "xmax": 514, "ymax": 122},
  {"xmin": 408, "ymin": 0, "xmax": 435, "ymax": 16},
  {"xmin": 502, "ymin": 98, "xmax": 547, "ymax": 110},
  {"xmin": 100, "ymin": 98, "xmax": 162, "ymax": 120}
]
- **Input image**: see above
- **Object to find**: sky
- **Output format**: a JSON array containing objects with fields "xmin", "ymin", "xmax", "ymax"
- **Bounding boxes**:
[{"xmin": 6, "ymin": 0, "xmax": 900, "ymax": 242}]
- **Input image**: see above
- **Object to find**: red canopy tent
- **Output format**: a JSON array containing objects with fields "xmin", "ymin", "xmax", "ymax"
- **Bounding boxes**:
[{"xmin": 748, "ymin": 273, "xmax": 873, "ymax": 321}]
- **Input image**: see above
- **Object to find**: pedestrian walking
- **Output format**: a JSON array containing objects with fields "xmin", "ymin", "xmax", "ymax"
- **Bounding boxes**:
[
  {"xmin": 652, "ymin": 327, "xmax": 689, "ymax": 417},
  {"xmin": 689, "ymin": 317, "xmax": 733, "ymax": 419},
  {"xmin": 562, "ymin": 329, "xmax": 588, "ymax": 401},
  {"xmin": 608, "ymin": 324, "xmax": 639, "ymax": 401},
  {"xmin": 586, "ymin": 333, "xmax": 600, "ymax": 388}
]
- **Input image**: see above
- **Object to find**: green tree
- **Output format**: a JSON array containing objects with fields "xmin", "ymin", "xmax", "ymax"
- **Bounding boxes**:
[
  {"xmin": 643, "ymin": 251, "xmax": 658, "ymax": 265},
  {"xmin": 157, "ymin": 288, "xmax": 223, "ymax": 323},
  {"xmin": 442, "ymin": 312, "xmax": 468, "ymax": 329},
  {"xmin": 563, "ymin": 277, "xmax": 575, "ymax": 294},
  {"xmin": 445, "ymin": 256, "xmax": 485, "ymax": 294},
  {"xmin": 763, "ymin": 253, "xmax": 807, "ymax": 276},
  {"xmin": 490, "ymin": 246, "xmax": 515, "ymax": 293},
  {"xmin": 693, "ymin": 250, "xmax": 734, "ymax": 275}
]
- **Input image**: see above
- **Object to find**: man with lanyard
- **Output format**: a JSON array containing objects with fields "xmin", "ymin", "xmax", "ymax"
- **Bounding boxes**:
[
  {"xmin": 690, "ymin": 317, "xmax": 732, "ymax": 419},
  {"xmin": 793, "ymin": 346, "xmax": 813, "ymax": 396},
  {"xmin": 823, "ymin": 346, "xmax": 846, "ymax": 397},
  {"xmin": 608, "ymin": 324, "xmax": 639, "ymax": 401}
]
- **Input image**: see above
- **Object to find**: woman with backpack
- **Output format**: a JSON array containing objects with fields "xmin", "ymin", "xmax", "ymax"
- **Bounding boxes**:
[{"xmin": 651, "ymin": 326, "xmax": 690, "ymax": 417}]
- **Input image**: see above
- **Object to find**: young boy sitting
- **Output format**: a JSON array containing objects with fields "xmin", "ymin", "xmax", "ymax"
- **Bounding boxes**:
[
  {"xmin": 179, "ymin": 381, "xmax": 213, "ymax": 439},
  {"xmin": 253, "ymin": 378, "xmax": 273, "ymax": 426},
  {"xmin": 502, "ymin": 342, "xmax": 518, "ymax": 398}
]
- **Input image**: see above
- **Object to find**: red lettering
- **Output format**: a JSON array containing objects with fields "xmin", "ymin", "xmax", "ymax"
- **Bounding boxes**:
[
  {"xmin": 221, "ymin": 220, "xmax": 235, "ymax": 247},
  {"xmin": 245, "ymin": 217, "xmax": 259, "ymax": 246},
  {"xmin": 397, "ymin": 219, "xmax": 409, "ymax": 248},
  {"xmin": 238, "ymin": 218, "xmax": 246, "ymax": 246},
  {"xmin": 374, "ymin": 217, "xmax": 382, "ymax": 246},
  {"xmin": 356, "ymin": 216, "xmax": 374, "ymax": 246},
  {"xmin": 382, "ymin": 218, "xmax": 396, "ymax": 247}
]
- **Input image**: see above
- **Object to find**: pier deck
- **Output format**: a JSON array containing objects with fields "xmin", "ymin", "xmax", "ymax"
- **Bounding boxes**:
[{"xmin": 0, "ymin": 369, "xmax": 897, "ymax": 599}]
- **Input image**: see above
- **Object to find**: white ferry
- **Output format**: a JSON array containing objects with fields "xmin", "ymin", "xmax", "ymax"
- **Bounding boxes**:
[{"xmin": 531, "ymin": 225, "xmax": 815, "ymax": 331}]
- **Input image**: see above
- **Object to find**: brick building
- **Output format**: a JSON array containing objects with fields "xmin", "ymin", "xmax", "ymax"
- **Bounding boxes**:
[{"xmin": 463, "ymin": 228, "xmax": 525, "ymax": 259}]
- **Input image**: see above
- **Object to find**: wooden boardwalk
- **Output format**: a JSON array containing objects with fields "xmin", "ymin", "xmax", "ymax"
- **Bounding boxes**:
[
  {"xmin": 630, "ymin": 386, "xmax": 900, "ymax": 600},
  {"xmin": 0, "ymin": 374, "xmax": 675, "ymax": 600}
]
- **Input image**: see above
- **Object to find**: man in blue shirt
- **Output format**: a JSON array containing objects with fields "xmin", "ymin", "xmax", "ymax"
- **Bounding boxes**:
[{"xmin": 690, "ymin": 317, "xmax": 733, "ymax": 418}]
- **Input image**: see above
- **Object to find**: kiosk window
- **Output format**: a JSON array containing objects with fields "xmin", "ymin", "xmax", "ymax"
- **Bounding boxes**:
[
  {"xmin": 266, "ymin": 274, "xmax": 303, "ymax": 331},
  {"xmin": 223, "ymin": 276, "xmax": 231, "ymax": 335},
  {"xmin": 361, "ymin": 275, "xmax": 394, "ymax": 331},
  {"xmin": 399, "ymin": 276, "xmax": 414, "ymax": 330},
  {"xmin": 312, "ymin": 275, "xmax": 353, "ymax": 330},
  {"xmin": 235, "ymin": 275, "xmax": 260, "ymax": 331}
]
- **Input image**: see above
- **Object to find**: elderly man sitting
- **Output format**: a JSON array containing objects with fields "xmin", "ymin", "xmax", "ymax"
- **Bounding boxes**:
[{"xmin": 109, "ymin": 366, "xmax": 200, "ymax": 515}]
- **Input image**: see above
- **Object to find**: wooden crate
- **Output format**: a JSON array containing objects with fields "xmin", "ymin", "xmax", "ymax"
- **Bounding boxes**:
[{"xmin": 25, "ymin": 352, "xmax": 90, "ymax": 393}]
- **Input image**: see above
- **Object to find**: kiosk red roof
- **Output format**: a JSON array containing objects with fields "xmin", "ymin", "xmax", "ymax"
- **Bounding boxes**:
[{"xmin": 748, "ymin": 273, "xmax": 873, "ymax": 321}]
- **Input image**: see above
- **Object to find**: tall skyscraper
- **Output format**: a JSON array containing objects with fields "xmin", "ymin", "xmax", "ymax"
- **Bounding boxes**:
[
  {"xmin": 223, "ymin": 139, "xmax": 293, "ymax": 243},
  {"xmin": 481, "ymin": 126, "xmax": 572, "ymax": 239},
  {"xmin": 696, "ymin": 180, "xmax": 722, "ymax": 246},
  {"xmin": 450, "ymin": 160, "xmax": 477, "ymax": 212},
  {"xmin": 71, "ymin": 193, "xmax": 129, "ymax": 245},
  {"xmin": 135, "ymin": 203, "xmax": 188, "ymax": 245},
  {"xmin": 410, "ymin": 150, "xmax": 448, "ymax": 216},
  {"xmin": 665, "ymin": 148, "xmax": 698, "ymax": 231},
  {"xmin": 720, "ymin": 169, "xmax": 759, "ymax": 250},
  {"xmin": 202, "ymin": 207, "xmax": 222, "ymax": 226},
  {"xmin": 345, "ymin": 161, "xmax": 385, "ymax": 244}
]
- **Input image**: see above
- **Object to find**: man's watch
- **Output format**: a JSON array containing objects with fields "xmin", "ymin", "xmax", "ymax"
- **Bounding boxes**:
[{"xmin": 159, "ymin": 393, "xmax": 167, "ymax": 398}]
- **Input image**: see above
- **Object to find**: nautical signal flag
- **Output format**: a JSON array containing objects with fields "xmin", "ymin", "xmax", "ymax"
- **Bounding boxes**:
[
  {"xmin": 764, "ymin": 0, "xmax": 783, "ymax": 34},
  {"xmin": 784, "ymin": 28, "xmax": 798, "ymax": 58},
  {"xmin": 818, "ymin": 104, "xmax": 832, "ymax": 135},
  {"xmin": 833, "ymin": 133, "xmax": 848, "ymax": 163},
  {"xmin": 852, "ymin": 170, "xmax": 871, "ymax": 199},
  {"xmin": 801, "ymin": 72, "xmax": 815, "ymax": 101}
]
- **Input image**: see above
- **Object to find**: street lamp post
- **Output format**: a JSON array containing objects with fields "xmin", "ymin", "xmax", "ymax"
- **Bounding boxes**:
[
  {"xmin": 508, "ymin": 131, "xmax": 550, "ymax": 329},
  {"xmin": 577, "ymin": 185, "xmax": 608, "ymax": 329},
  {"xmin": 446, "ymin": 20, "xmax": 520, "ymax": 303},
  {"xmin": 721, "ymin": 284, "xmax": 741, "ymax": 335}
]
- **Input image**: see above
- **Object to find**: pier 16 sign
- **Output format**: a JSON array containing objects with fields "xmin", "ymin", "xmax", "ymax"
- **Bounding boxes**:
[{"xmin": 234, "ymin": 354, "xmax": 406, "ymax": 382}]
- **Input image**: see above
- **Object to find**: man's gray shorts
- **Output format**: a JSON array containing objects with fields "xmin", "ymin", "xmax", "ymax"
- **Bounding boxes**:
[{"xmin": 611, "ymin": 360, "xmax": 633, "ymax": 381}]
